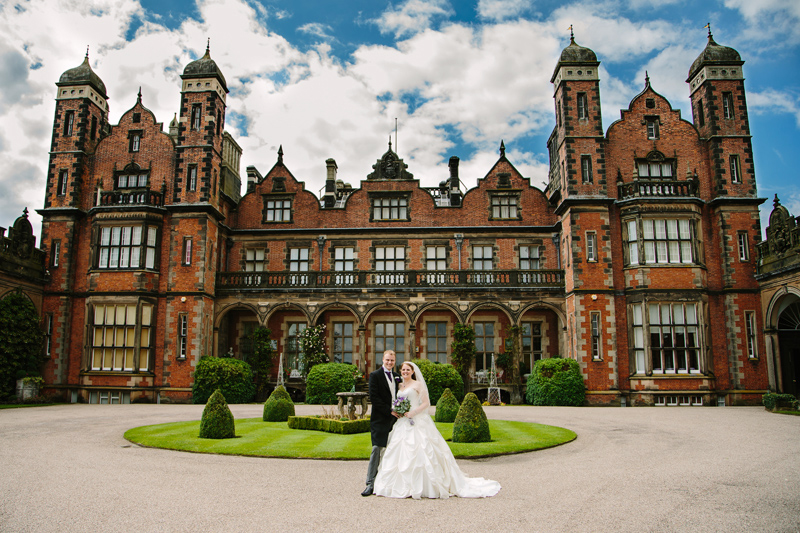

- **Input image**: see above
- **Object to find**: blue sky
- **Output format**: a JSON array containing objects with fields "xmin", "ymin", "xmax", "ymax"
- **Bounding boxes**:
[{"xmin": 0, "ymin": 0, "xmax": 798, "ymax": 239}]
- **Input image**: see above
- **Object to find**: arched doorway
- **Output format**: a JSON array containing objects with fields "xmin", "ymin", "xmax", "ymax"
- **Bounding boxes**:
[{"xmin": 777, "ymin": 301, "xmax": 800, "ymax": 397}]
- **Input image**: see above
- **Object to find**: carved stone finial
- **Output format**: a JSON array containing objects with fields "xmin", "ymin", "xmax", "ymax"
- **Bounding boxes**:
[
  {"xmin": 705, "ymin": 22, "xmax": 712, "ymax": 39},
  {"xmin": 137, "ymin": 86, "xmax": 142, "ymax": 102},
  {"xmin": 499, "ymin": 140, "xmax": 505, "ymax": 157},
  {"xmin": 774, "ymin": 194, "xmax": 781, "ymax": 208},
  {"xmin": 388, "ymin": 135, "xmax": 392, "ymax": 151},
  {"xmin": 568, "ymin": 24, "xmax": 574, "ymax": 42},
  {"xmin": 22, "ymin": 207, "xmax": 29, "ymax": 218},
  {"xmin": 278, "ymin": 144, "xmax": 284, "ymax": 164},
  {"xmin": 645, "ymin": 71, "xmax": 650, "ymax": 86},
  {"xmin": 86, "ymin": 45, "xmax": 90, "ymax": 59}
]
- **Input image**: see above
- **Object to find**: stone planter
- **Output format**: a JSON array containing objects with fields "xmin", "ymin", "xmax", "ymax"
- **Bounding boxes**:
[{"xmin": 15, "ymin": 379, "xmax": 40, "ymax": 401}]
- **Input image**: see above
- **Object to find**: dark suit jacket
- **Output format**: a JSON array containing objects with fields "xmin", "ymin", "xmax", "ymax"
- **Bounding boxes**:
[{"xmin": 369, "ymin": 366, "xmax": 400, "ymax": 447}]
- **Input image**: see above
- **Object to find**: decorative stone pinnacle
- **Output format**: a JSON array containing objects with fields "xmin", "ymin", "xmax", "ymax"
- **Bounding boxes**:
[
  {"xmin": 774, "ymin": 194, "xmax": 781, "ymax": 208},
  {"xmin": 85, "ymin": 45, "xmax": 90, "ymax": 59},
  {"xmin": 388, "ymin": 135, "xmax": 392, "ymax": 151},
  {"xmin": 278, "ymin": 144, "xmax": 284, "ymax": 164},
  {"xmin": 569, "ymin": 24, "xmax": 574, "ymax": 42},
  {"xmin": 22, "ymin": 207, "xmax": 29, "ymax": 218},
  {"xmin": 499, "ymin": 140, "xmax": 505, "ymax": 157},
  {"xmin": 137, "ymin": 86, "xmax": 142, "ymax": 102}
]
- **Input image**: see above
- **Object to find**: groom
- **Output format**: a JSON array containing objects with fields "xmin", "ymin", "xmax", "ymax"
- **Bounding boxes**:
[{"xmin": 361, "ymin": 349, "xmax": 401, "ymax": 496}]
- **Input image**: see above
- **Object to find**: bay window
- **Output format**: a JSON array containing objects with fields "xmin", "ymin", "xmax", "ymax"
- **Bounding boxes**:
[
  {"xmin": 97, "ymin": 224, "xmax": 158, "ymax": 270},
  {"xmin": 631, "ymin": 302, "xmax": 701, "ymax": 375}
]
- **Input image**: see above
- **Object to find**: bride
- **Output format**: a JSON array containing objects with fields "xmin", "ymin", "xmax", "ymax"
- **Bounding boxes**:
[{"xmin": 373, "ymin": 361, "xmax": 501, "ymax": 499}]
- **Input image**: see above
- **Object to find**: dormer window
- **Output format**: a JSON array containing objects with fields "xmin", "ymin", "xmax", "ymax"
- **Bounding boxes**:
[
  {"xmin": 489, "ymin": 193, "xmax": 520, "ymax": 220},
  {"xmin": 371, "ymin": 195, "xmax": 409, "ymax": 221}
]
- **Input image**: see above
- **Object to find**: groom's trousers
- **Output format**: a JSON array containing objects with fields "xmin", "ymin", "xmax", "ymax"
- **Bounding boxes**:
[{"xmin": 365, "ymin": 446, "xmax": 385, "ymax": 488}]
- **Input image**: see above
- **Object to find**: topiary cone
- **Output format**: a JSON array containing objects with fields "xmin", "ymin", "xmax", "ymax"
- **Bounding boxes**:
[
  {"xmin": 263, "ymin": 385, "xmax": 295, "ymax": 422},
  {"xmin": 452, "ymin": 392, "xmax": 491, "ymax": 443},
  {"xmin": 199, "ymin": 389, "xmax": 235, "ymax": 439},
  {"xmin": 435, "ymin": 387, "xmax": 460, "ymax": 423}
]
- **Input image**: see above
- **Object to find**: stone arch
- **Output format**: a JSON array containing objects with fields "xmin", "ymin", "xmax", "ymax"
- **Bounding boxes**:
[
  {"xmin": 412, "ymin": 300, "xmax": 464, "ymax": 323},
  {"xmin": 214, "ymin": 302, "xmax": 261, "ymax": 358},
  {"xmin": 362, "ymin": 301, "xmax": 412, "ymax": 324},
  {"xmin": 766, "ymin": 287, "xmax": 800, "ymax": 330},
  {"xmin": 309, "ymin": 301, "xmax": 362, "ymax": 327},
  {"xmin": 518, "ymin": 300, "xmax": 567, "ymax": 327},
  {"xmin": 464, "ymin": 301, "xmax": 515, "ymax": 324}
]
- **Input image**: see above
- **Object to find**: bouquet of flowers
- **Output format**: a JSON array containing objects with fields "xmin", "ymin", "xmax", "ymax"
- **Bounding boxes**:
[{"xmin": 393, "ymin": 396, "xmax": 414, "ymax": 425}]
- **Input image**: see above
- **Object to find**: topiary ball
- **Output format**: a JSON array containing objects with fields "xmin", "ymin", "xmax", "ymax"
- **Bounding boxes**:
[
  {"xmin": 434, "ymin": 387, "xmax": 460, "ymax": 423},
  {"xmin": 452, "ymin": 392, "xmax": 491, "ymax": 443},
  {"xmin": 199, "ymin": 389, "xmax": 235, "ymax": 439}
]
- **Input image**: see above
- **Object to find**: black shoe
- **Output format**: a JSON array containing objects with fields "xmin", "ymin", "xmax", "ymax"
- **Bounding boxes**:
[{"xmin": 361, "ymin": 486, "xmax": 374, "ymax": 497}]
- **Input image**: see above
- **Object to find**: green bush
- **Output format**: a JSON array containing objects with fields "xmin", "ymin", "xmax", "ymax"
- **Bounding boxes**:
[
  {"xmin": 526, "ymin": 357, "xmax": 585, "ymax": 406},
  {"xmin": 192, "ymin": 356, "xmax": 255, "ymax": 404},
  {"xmin": 762, "ymin": 392, "xmax": 799, "ymax": 411},
  {"xmin": 0, "ymin": 292, "xmax": 44, "ymax": 400},
  {"xmin": 305, "ymin": 363, "xmax": 359, "ymax": 404},
  {"xmin": 263, "ymin": 386, "xmax": 295, "ymax": 421},
  {"xmin": 452, "ymin": 392, "xmax": 491, "ymax": 443},
  {"xmin": 412, "ymin": 358, "xmax": 464, "ymax": 405},
  {"xmin": 199, "ymin": 389, "xmax": 235, "ymax": 439},
  {"xmin": 434, "ymin": 387, "xmax": 460, "ymax": 423},
  {"xmin": 287, "ymin": 415, "xmax": 371, "ymax": 434}
]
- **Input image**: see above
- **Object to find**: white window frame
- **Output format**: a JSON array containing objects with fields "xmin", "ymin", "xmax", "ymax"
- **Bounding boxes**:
[
  {"xmin": 372, "ymin": 197, "xmax": 408, "ymax": 221},
  {"xmin": 335, "ymin": 246, "xmax": 355, "ymax": 285},
  {"xmin": 178, "ymin": 314, "xmax": 188, "ymax": 359},
  {"xmin": 745, "ymin": 311, "xmax": 757, "ymax": 359},
  {"xmin": 586, "ymin": 232, "xmax": 597, "ymax": 262},
  {"xmin": 730, "ymin": 154, "xmax": 741, "ymax": 184},
  {"xmin": 265, "ymin": 198, "xmax": 292, "ymax": 222},
  {"xmin": 631, "ymin": 302, "xmax": 701, "ymax": 375},
  {"xmin": 577, "ymin": 92, "xmax": 588, "ymax": 119},
  {"xmin": 490, "ymin": 195, "xmax": 518, "ymax": 219},
  {"xmin": 90, "ymin": 302, "xmax": 153, "ymax": 372},
  {"xmin": 737, "ymin": 232, "xmax": 749, "ymax": 262},
  {"xmin": 581, "ymin": 156, "xmax": 592, "ymax": 183},
  {"xmin": 98, "ymin": 225, "xmax": 157, "ymax": 270},
  {"xmin": 591, "ymin": 312, "xmax": 601, "ymax": 360}
]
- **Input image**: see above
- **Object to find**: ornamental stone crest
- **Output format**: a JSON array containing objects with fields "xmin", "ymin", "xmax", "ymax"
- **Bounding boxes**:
[{"xmin": 367, "ymin": 138, "xmax": 413, "ymax": 181}]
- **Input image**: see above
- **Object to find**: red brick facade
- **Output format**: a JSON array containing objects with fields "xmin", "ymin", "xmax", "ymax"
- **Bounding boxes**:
[{"xmin": 34, "ymin": 35, "xmax": 770, "ymax": 405}]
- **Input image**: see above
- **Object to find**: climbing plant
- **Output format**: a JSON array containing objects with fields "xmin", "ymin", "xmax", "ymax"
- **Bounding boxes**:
[
  {"xmin": 450, "ymin": 323, "xmax": 476, "ymax": 384},
  {"xmin": 298, "ymin": 324, "xmax": 328, "ymax": 378},
  {"xmin": 0, "ymin": 292, "xmax": 44, "ymax": 399}
]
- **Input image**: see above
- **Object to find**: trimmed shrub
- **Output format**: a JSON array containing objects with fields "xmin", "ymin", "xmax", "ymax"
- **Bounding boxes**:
[
  {"xmin": 452, "ymin": 392, "xmax": 491, "ymax": 443},
  {"xmin": 192, "ymin": 356, "xmax": 255, "ymax": 404},
  {"xmin": 263, "ymin": 386, "xmax": 295, "ymax": 422},
  {"xmin": 199, "ymin": 389, "xmax": 235, "ymax": 439},
  {"xmin": 434, "ymin": 387, "xmax": 460, "ymax": 423},
  {"xmin": 287, "ymin": 415, "xmax": 370, "ymax": 434},
  {"xmin": 526, "ymin": 357, "xmax": 585, "ymax": 406},
  {"xmin": 305, "ymin": 363, "xmax": 359, "ymax": 404},
  {"xmin": 412, "ymin": 358, "xmax": 464, "ymax": 405},
  {"xmin": 763, "ymin": 392, "xmax": 799, "ymax": 411}
]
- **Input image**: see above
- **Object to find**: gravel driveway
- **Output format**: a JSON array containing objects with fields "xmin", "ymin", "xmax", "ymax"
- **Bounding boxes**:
[{"xmin": 1, "ymin": 403, "xmax": 798, "ymax": 532}]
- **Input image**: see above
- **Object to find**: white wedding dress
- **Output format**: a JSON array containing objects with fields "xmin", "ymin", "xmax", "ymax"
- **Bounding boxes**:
[{"xmin": 373, "ymin": 386, "xmax": 501, "ymax": 499}]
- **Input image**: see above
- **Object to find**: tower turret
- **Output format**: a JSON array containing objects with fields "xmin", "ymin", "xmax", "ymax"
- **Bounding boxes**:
[{"xmin": 687, "ymin": 27, "xmax": 753, "ymax": 197}]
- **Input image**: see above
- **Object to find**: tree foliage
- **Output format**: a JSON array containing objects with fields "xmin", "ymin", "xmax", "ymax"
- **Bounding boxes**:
[
  {"xmin": 0, "ymin": 291, "xmax": 43, "ymax": 399},
  {"xmin": 249, "ymin": 326, "xmax": 276, "ymax": 400},
  {"xmin": 450, "ymin": 323, "xmax": 476, "ymax": 383},
  {"xmin": 192, "ymin": 356, "xmax": 255, "ymax": 404}
]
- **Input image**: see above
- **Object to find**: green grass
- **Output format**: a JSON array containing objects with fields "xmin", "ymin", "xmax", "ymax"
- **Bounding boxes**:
[
  {"xmin": 125, "ymin": 417, "xmax": 576, "ymax": 459},
  {"xmin": 0, "ymin": 403, "xmax": 55, "ymax": 409}
]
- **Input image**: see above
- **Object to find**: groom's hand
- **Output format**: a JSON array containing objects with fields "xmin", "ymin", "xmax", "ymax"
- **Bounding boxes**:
[{"xmin": 391, "ymin": 411, "xmax": 401, "ymax": 418}]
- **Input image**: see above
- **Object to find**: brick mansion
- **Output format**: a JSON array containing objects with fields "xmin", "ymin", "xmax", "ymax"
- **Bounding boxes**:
[{"xmin": 6, "ymin": 29, "xmax": 800, "ymax": 406}]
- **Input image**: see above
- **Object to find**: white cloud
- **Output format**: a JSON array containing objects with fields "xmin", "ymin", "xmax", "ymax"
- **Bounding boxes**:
[
  {"xmin": 476, "ymin": 0, "xmax": 531, "ymax": 21},
  {"xmin": 724, "ymin": 0, "xmax": 800, "ymax": 44},
  {"xmin": 373, "ymin": 0, "xmax": 453, "ymax": 38},
  {"xmin": 298, "ymin": 23, "xmax": 334, "ymax": 40},
  {"xmin": 747, "ymin": 89, "xmax": 800, "ymax": 128}
]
